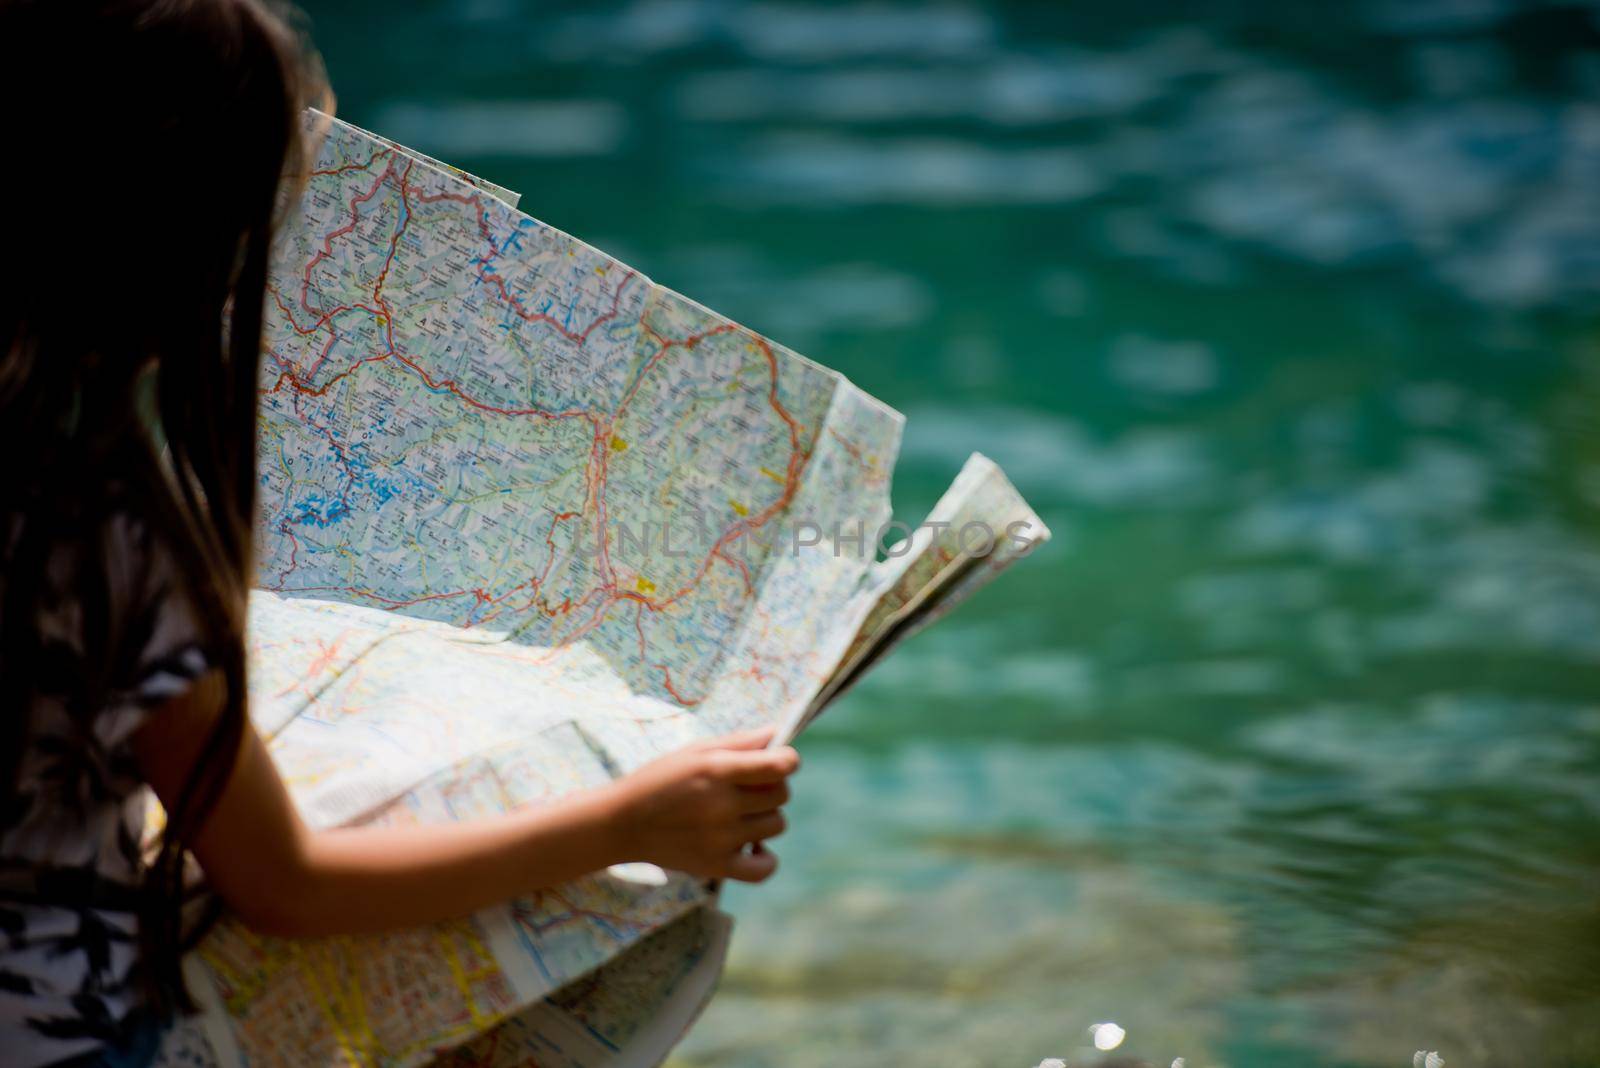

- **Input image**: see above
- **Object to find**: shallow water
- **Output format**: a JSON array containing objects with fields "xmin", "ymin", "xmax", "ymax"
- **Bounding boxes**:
[{"xmin": 303, "ymin": 2, "xmax": 1600, "ymax": 1064}]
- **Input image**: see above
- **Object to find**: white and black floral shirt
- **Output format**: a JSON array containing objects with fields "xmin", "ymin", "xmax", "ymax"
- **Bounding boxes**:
[{"xmin": 1, "ymin": 510, "xmax": 209, "ymax": 1068}]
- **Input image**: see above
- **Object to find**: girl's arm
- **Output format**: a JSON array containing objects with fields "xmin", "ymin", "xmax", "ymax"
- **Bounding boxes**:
[{"xmin": 132, "ymin": 671, "xmax": 797, "ymax": 938}]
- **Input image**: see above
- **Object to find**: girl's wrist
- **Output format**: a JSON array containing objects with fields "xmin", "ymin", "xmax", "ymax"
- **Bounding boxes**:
[
  {"xmin": 500, "ymin": 779, "xmax": 637, "ymax": 883},
  {"xmin": 573, "ymin": 778, "xmax": 642, "ymax": 868}
]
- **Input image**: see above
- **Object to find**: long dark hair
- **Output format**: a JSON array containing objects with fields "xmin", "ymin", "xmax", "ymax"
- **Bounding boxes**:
[{"xmin": 0, "ymin": 0, "xmax": 326, "ymax": 1010}]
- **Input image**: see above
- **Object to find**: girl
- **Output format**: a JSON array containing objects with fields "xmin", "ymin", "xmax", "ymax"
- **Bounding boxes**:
[{"xmin": 0, "ymin": 2, "xmax": 799, "ymax": 1065}]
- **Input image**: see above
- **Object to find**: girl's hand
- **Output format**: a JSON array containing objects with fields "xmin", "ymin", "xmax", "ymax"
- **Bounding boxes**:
[{"xmin": 603, "ymin": 726, "xmax": 798, "ymax": 883}]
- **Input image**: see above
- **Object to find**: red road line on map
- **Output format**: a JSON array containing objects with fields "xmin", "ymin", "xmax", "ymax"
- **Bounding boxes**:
[
  {"xmin": 309, "ymin": 149, "xmax": 382, "ymax": 178},
  {"xmin": 274, "ymin": 585, "xmax": 482, "ymax": 609},
  {"xmin": 656, "ymin": 668, "xmax": 701, "ymax": 706},
  {"xmin": 618, "ymin": 320, "xmax": 739, "ymax": 412},
  {"xmin": 413, "ymin": 184, "xmax": 494, "ymax": 244},
  {"xmin": 268, "ymin": 286, "xmax": 350, "ymax": 337},
  {"xmin": 303, "ymin": 328, "xmax": 341, "ymax": 382},
  {"xmin": 619, "ymin": 334, "xmax": 806, "ymax": 614},
  {"xmin": 827, "ymin": 426, "xmax": 870, "ymax": 470},
  {"xmin": 630, "ymin": 601, "xmax": 705, "ymax": 706},
  {"xmin": 275, "ymin": 522, "xmax": 302, "ymax": 587},
  {"xmin": 370, "ymin": 159, "xmax": 416, "ymax": 344},
  {"xmin": 272, "ymin": 636, "xmax": 348, "ymax": 701},
  {"xmin": 477, "ymin": 266, "xmax": 637, "ymax": 346},
  {"xmin": 392, "ymin": 350, "xmax": 598, "ymax": 421},
  {"xmin": 715, "ymin": 545, "xmax": 756, "ymax": 595},
  {"xmin": 262, "ymin": 346, "xmax": 392, "ymax": 399},
  {"xmin": 270, "ymin": 575, "xmax": 572, "ymax": 618},
  {"xmin": 537, "ymin": 511, "xmax": 580, "ymax": 590},
  {"xmin": 463, "ymin": 510, "xmax": 590, "ymax": 626},
  {"xmin": 585, "ymin": 423, "xmax": 616, "ymax": 592},
  {"xmin": 301, "ymin": 158, "xmax": 397, "ymax": 319}
]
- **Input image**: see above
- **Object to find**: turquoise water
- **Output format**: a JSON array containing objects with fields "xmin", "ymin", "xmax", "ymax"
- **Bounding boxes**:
[{"xmin": 302, "ymin": 3, "xmax": 1600, "ymax": 1065}]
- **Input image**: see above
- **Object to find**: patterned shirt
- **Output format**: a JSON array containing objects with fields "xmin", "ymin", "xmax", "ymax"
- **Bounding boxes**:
[{"xmin": 1, "ymin": 509, "xmax": 210, "ymax": 1068}]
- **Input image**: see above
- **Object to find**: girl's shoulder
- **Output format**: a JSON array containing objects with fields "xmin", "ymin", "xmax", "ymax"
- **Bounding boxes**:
[{"xmin": 2, "ymin": 494, "xmax": 214, "ymax": 740}]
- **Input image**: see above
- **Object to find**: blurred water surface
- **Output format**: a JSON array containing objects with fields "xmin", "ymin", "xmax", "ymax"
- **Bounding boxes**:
[{"xmin": 301, "ymin": 2, "xmax": 1600, "ymax": 1065}]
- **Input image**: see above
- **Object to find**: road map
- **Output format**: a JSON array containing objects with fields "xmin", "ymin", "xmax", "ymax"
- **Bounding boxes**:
[{"xmin": 152, "ymin": 114, "xmax": 1049, "ymax": 1068}]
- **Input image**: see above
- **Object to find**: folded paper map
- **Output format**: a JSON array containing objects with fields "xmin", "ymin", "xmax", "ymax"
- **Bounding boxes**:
[{"xmin": 152, "ymin": 114, "xmax": 1049, "ymax": 1068}]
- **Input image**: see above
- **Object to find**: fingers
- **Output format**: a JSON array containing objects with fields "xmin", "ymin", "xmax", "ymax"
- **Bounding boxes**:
[
  {"xmin": 736, "ymin": 780, "xmax": 790, "ymax": 814},
  {"xmin": 711, "ymin": 746, "xmax": 799, "ymax": 785},
  {"xmin": 721, "ymin": 845, "xmax": 779, "ymax": 883},
  {"xmin": 740, "ymin": 810, "xmax": 786, "ymax": 843},
  {"xmin": 691, "ymin": 725, "xmax": 776, "ymax": 752}
]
